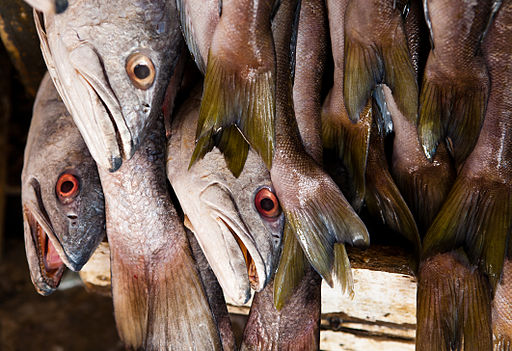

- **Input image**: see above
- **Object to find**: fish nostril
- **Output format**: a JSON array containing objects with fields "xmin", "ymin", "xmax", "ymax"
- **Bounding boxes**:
[{"xmin": 67, "ymin": 214, "xmax": 77, "ymax": 220}]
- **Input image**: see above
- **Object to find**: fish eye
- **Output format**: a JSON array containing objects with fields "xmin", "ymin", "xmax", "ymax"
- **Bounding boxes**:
[
  {"xmin": 126, "ymin": 53, "xmax": 155, "ymax": 90},
  {"xmin": 255, "ymin": 187, "xmax": 281, "ymax": 218},
  {"xmin": 56, "ymin": 173, "xmax": 80, "ymax": 202}
]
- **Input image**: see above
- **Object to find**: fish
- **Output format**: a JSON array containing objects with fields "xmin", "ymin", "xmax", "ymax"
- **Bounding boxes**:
[
  {"xmin": 191, "ymin": 0, "xmax": 277, "ymax": 174},
  {"xmin": 321, "ymin": 0, "xmax": 371, "ymax": 210},
  {"xmin": 418, "ymin": 0, "xmax": 497, "ymax": 166},
  {"xmin": 167, "ymin": 85, "xmax": 284, "ymax": 305},
  {"xmin": 492, "ymin": 257, "xmax": 512, "ymax": 350},
  {"xmin": 22, "ymin": 73, "xmax": 105, "ymax": 295},
  {"xmin": 343, "ymin": 0, "xmax": 418, "ymax": 124},
  {"xmin": 269, "ymin": 0, "xmax": 369, "ymax": 291},
  {"xmin": 176, "ymin": 0, "xmax": 220, "ymax": 74},
  {"xmin": 98, "ymin": 113, "xmax": 222, "ymax": 350},
  {"xmin": 33, "ymin": 0, "xmax": 183, "ymax": 172},
  {"xmin": 418, "ymin": 2, "xmax": 512, "ymax": 349},
  {"xmin": 24, "ymin": 0, "xmax": 67, "ymax": 13}
]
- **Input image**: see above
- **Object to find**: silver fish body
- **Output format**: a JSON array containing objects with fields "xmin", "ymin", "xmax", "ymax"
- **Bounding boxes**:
[
  {"xmin": 167, "ymin": 86, "xmax": 284, "ymax": 305},
  {"xmin": 34, "ymin": 0, "xmax": 182, "ymax": 172},
  {"xmin": 22, "ymin": 73, "xmax": 105, "ymax": 295}
]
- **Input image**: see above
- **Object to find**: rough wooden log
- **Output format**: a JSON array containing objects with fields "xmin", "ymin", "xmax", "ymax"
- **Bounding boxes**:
[{"xmin": 79, "ymin": 243, "xmax": 418, "ymax": 350}]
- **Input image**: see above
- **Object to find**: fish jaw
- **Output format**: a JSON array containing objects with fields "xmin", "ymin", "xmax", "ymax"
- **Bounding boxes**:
[{"xmin": 22, "ymin": 200, "xmax": 67, "ymax": 295}]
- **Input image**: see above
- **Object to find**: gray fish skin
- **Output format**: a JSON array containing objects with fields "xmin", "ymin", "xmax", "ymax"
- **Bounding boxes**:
[
  {"xmin": 22, "ymin": 73, "xmax": 105, "ymax": 295},
  {"xmin": 176, "ymin": 0, "xmax": 219, "ymax": 74},
  {"xmin": 98, "ymin": 116, "xmax": 222, "ymax": 350},
  {"xmin": 167, "ymin": 86, "xmax": 284, "ymax": 305},
  {"xmin": 34, "ymin": 0, "xmax": 182, "ymax": 172}
]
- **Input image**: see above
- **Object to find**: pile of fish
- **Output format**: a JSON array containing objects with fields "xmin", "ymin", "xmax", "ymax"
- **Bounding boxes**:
[{"xmin": 13, "ymin": 0, "xmax": 512, "ymax": 349}]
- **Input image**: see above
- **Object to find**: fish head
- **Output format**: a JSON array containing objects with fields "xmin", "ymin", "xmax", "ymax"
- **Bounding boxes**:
[
  {"xmin": 167, "ymin": 90, "xmax": 285, "ymax": 304},
  {"xmin": 22, "ymin": 75, "xmax": 105, "ymax": 295},
  {"xmin": 35, "ymin": 0, "xmax": 182, "ymax": 171}
]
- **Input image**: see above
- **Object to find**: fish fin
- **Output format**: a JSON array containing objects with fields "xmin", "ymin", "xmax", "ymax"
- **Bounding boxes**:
[
  {"xmin": 176, "ymin": 0, "xmax": 206, "ymax": 73},
  {"xmin": 193, "ymin": 52, "xmax": 275, "ymax": 171},
  {"xmin": 217, "ymin": 126, "xmax": 249, "ymax": 178},
  {"xmin": 365, "ymin": 159, "xmax": 421, "ymax": 256},
  {"xmin": 282, "ymin": 177, "xmax": 369, "ymax": 286},
  {"xmin": 189, "ymin": 129, "xmax": 215, "ymax": 170},
  {"xmin": 418, "ymin": 59, "xmax": 488, "ymax": 164},
  {"xmin": 343, "ymin": 36, "xmax": 383, "ymax": 123},
  {"xmin": 416, "ymin": 252, "xmax": 492, "ymax": 351},
  {"xmin": 333, "ymin": 244, "xmax": 354, "ymax": 298},
  {"xmin": 321, "ymin": 99, "xmax": 371, "ymax": 210},
  {"xmin": 493, "ymin": 259, "xmax": 512, "ymax": 351},
  {"xmin": 422, "ymin": 176, "xmax": 512, "ymax": 291},
  {"xmin": 110, "ymin": 241, "xmax": 222, "ymax": 350},
  {"xmin": 273, "ymin": 222, "xmax": 307, "ymax": 310},
  {"xmin": 344, "ymin": 20, "xmax": 417, "ymax": 124},
  {"xmin": 423, "ymin": 0, "xmax": 435, "ymax": 49}
]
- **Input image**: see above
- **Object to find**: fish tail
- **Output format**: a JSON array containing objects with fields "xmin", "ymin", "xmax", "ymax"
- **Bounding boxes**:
[
  {"xmin": 282, "ymin": 179, "xmax": 369, "ymax": 287},
  {"xmin": 365, "ymin": 158, "xmax": 421, "ymax": 256},
  {"xmin": 416, "ymin": 251, "xmax": 492, "ymax": 351},
  {"xmin": 343, "ymin": 36, "xmax": 383, "ymax": 123},
  {"xmin": 492, "ymin": 259, "xmax": 512, "ymax": 350},
  {"xmin": 192, "ymin": 52, "xmax": 275, "ymax": 173},
  {"xmin": 216, "ymin": 126, "xmax": 249, "ymax": 178},
  {"xmin": 273, "ymin": 221, "xmax": 307, "ymax": 310},
  {"xmin": 321, "ymin": 100, "xmax": 371, "ymax": 210},
  {"xmin": 144, "ymin": 246, "xmax": 222, "ymax": 350},
  {"xmin": 417, "ymin": 74, "xmax": 444, "ymax": 160},
  {"xmin": 422, "ymin": 176, "xmax": 512, "ymax": 291},
  {"xmin": 418, "ymin": 61, "xmax": 488, "ymax": 164},
  {"xmin": 333, "ymin": 243, "xmax": 354, "ymax": 298}
]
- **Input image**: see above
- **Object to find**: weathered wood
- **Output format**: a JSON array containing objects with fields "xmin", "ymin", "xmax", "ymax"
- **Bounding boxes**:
[
  {"xmin": 0, "ymin": 0, "xmax": 46, "ymax": 96},
  {"xmin": 79, "ymin": 243, "xmax": 418, "ymax": 350}
]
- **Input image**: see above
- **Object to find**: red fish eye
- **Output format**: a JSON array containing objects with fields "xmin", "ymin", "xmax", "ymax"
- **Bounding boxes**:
[
  {"xmin": 255, "ymin": 188, "xmax": 281, "ymax": 218},
  {"xmin": 56, "ymin": 173, "xmax": 79, "ymax": 199}
]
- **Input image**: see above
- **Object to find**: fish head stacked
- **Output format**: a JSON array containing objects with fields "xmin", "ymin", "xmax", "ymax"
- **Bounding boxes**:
[
  {"xmin": 167, "ymin": 87, "xmax": 285, "ymax": 305},
  {"xmin": 22, "ymin": 74, "xmax": 105, "ymax": 295},
  {"xmin": 35, "ymin": 0, "xmax": 182, "ymax": 172}
]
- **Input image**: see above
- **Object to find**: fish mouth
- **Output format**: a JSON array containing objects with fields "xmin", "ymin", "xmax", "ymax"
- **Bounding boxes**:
[
  {"xmin": 218, "ymin": 217, "xmax": 260, "ymax": 290},
  {"xmin": 214, "ymin": 213, "xmax": 267, "ymax": 293},
  {"xmin": 23, "ymin": 206, "xmax": 66, "ymax": 294}
]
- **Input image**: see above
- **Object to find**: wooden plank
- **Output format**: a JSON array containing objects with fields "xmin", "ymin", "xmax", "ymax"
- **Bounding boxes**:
[{"xmin": 80, "ymin": 243, "xmax": 418, "ymax": 350}]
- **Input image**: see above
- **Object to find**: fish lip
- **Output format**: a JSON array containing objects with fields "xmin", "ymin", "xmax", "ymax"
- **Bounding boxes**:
[
  {"xmin": 213, "ymin": 211, "xmax": 268, "ymax": 293},
  {"xmin": 76, "ymin": 70, "xmax": 133, "ymax": 171}
]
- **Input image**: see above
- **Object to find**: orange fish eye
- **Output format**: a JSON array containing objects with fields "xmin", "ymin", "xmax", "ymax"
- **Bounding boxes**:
[
  {"xmin": 56, "ymin": 173, "xmax": 79, "ymax": 200},
  {"xmin": 255, "ymin": 187, "xmax": 281, "ymax": 218},
  {"xmin": 126, "ymin": 52, "xmax": 156, "ymax": 90}
]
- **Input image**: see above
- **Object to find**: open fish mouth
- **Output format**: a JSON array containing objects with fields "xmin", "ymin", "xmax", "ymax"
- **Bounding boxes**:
[
  {"xmin": 218, "ymin": 217, "xmax": 260, "ymax": 290},
  {"xmin": 24, "ymin": 207, "xmax": 66, "ymax": 292}
]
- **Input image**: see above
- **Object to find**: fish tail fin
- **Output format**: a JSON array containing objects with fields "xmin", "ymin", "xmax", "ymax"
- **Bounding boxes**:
[
  {"xmin": 282, "ymin": 176, "xmax": 369, "ymax": 287},
  {"xmin": 418, "ymin": 74, "xmax": 444, "ymax": 160},
  {"xmin": 217, "ymin": 126, "xmax": 249, "ymax": 178},
  {"xmin": 189, "ymin": 129, "xmax": 215, "ymax": 169},
  {"xmin": 418, "ymin": 60, "xmax": 488, "ymax": 164},
  {"xmin": 343, "ymin": 36, "xmax": 383, "ymax": 123},
  {"xmin": 333, "ymin": 243, "xmax": 354, "ymax": 297},
  {"xmin": 344, "ymin": 18, "xmax": 417, "ymax": 124},
  {"xmin": 193, "ymin": 52, "xmax": 275, "ymax": 173},
  {"xmin": 321, "ymin": 100, "xmax": 372, "ymax": 210},
  {"xmin": 274, "ymin": 222, "xmax": 307, "ymax": 310},
  {"xmin": 416, "ymin": 251, "xmax": 492, "ymax": 351},
  {"xmin": 110, "ymin": 243, "xmax": 222, "ymax": 350},
  {"xmin": 422, "ymin": 176, "xmax": 512, "ymax": 290},
  {"xmin": 365, "ymin": 159, "xmax": 421, "ymax": 256}
]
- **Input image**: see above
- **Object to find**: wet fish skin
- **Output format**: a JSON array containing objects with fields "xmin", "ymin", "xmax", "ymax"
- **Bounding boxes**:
[
  {"xmin": 167, "ymin": 85, "xmax": 284, "ymax": 305},
  {"xmin": 22, "ymin": 73, "xmax": 105, "ymax": 295},
  {"xmin": 492, "ymin": 258, "xmax": 512, "ymax": 350},
  {"xmin": 35, "ymin": 0, "xmax": 182, "ymax": 172},
  {"xmin": 98, "ymin": 116, "xmax": 222, "ymax": 350},
  {"xmin": 192, "ymin": 0, "xmax": 277, "ymax": 173},
  {"xmin": 24, "ymin": 0, "xmax": 67, "ymax": 13},
  {"xmin": 418, "ymin": 0, "xmax": 495, "ymax": 165},
  {"xmin": 176, "ymin": 0, "xmax": 220, "ymax": 74}
]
